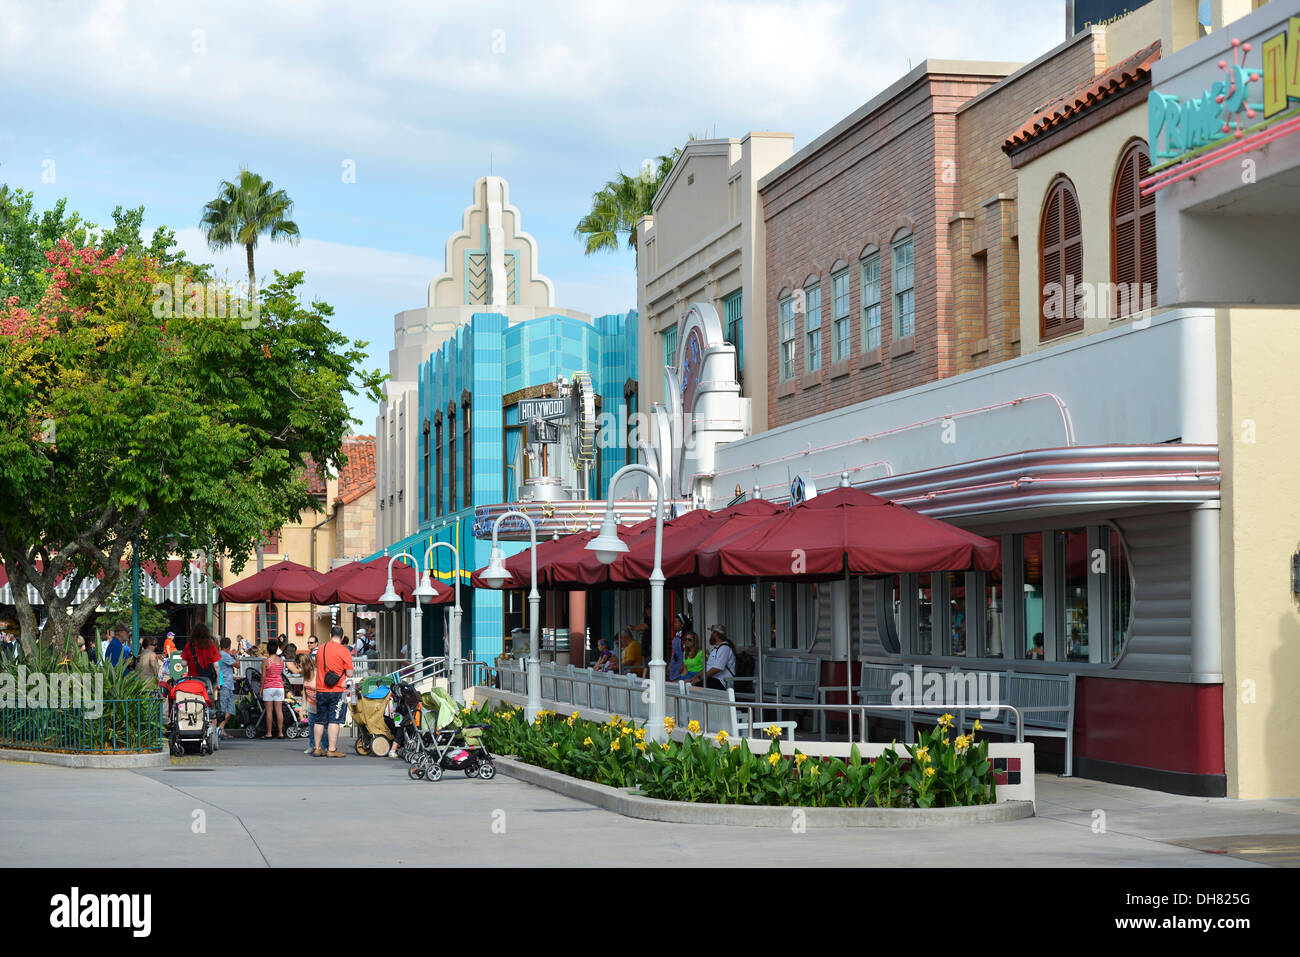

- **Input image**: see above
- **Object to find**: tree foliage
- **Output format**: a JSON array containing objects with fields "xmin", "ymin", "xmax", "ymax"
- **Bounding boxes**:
[
  {"xmin": 199, "ymin": 168, "xmax": 300, "ymax": 288},
  {"xmin": 574, "ymin": 148, "xmax": 681, "ymax": 258},
  {"xmin": 0, "ymin": 235, "xmax": 384, "ymax": 654}
]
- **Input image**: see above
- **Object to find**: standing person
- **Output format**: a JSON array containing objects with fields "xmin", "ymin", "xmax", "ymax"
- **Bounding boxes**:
[
  {"xmin": 312, "ymin": 625, "xmax": 353, "ymax": 758},
  {"xmin": 702, "ymin": 625, "xmax": 736, "ymax": 691},
  {"xmin": 353, "ymin": 628, "xmax": 370, "ymax": 657},
  {"xmin": 261, "ymin": 637, "xmax": 286, "ymax": 739},
  {"xmin": 161, "ymin": 631, "xmax": 177, "ymax": 658},
  {"xmin": 104, "ymin": 623, "xmax": 133, "ymax": 668},
  {"xmin": 135, "ymin": 637, "xmax": 162, "ymax": 688},
  {"xmin": 299, "ymin": 651, "xmax": 318, "ymax": 754},
  {"xmin": 667, "ymin": 613, "xmax": 687, "ymax": 682},
  {"xmin": 182, "ymin": 623, "xmax": 220, "ymax": 687},
  {"xmin": 216, "ymin": 637, "xmax": 238, "ymax": 738}
]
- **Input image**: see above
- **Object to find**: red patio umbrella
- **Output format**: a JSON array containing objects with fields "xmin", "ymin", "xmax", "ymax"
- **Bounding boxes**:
[
  {"xmin": 547, "ymin": 515, "xmax": 666, "ymax": 589},
  {"xmin": 469, "ymin": 531, "xmax": 592, "ymax": 590},
  {"xmin": 620, "ymin": 498, "xmax": 783, "ymax": 584},
  {"xmin": 711, "ymin": 486, "xmax": 1000, "ymax": 579},
  {"xmin": 309, "ymin": 558, "xmax": 428, "ymax": 605},
  {"xmin": 218, "ymin": 560, "xmax": 329, "ymax": 603}
]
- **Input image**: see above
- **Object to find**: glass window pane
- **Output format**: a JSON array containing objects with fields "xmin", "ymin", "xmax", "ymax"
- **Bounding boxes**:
[
  {"xmin": 779, "ymin": 297, "xmax": 795, "ymax": 380},
  {"xmin": 1056, "ymin": 528, "xmax": 1090, "ymax": 661},
  {"xmin": 861, "ymin": 254, "xmax": 881, "ymax": 351},
  {"xmin": 980, "ymin": 560, "xmax": 1004, "ymax": 658},
  {"xmin": 945, "ymin": 571, "xmax": 967, "ymax": 656},
  {"xmin": 805, "ymin": 283, "xmax": 821, "ymax": 372},
  {"xmin": 916, "ymin": 573, "xmax": 933, "ymax": 654},
  {"xmin": 1022, "ymin": 533, "xmax": 1045, "ymax": 659},
  {"xmin": 1109, "ymin": 527, "xmax": 1133, "ymax": 661}
]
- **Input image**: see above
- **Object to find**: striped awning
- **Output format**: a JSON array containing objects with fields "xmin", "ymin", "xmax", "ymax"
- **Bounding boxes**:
[{"xmin": 0, "ymin": 560, "xmax": 217, "ymax": 607}]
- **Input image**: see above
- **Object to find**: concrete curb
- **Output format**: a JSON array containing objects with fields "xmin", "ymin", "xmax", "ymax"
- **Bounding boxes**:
[
  {"xmin": 496, "ymin": 756, "xmax": 1034, "ymax": 827},
  {"xmin": 0, "ymin": 746, "xmax": 170, "ymax": 769}
]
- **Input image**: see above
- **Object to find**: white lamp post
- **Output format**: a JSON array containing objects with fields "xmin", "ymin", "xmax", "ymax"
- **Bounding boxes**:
[
  {"xmin": 379, "ymin": 553, "xmax": 422, "ymax": 656},
  {"xmin": 587, "ymin": 463, "xmax": 667, "ymax": 743},
  {"xmin": 481, "ymin": 510, "xmax": 540, "ymax": 722},
  {"xmin": 416, "ymin": 542, "xmax": 463, "ymax": 701}
]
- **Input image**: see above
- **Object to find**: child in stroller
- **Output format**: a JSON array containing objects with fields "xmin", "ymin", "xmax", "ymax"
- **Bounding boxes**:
[
  {"xmin": 161, "ymin": 676, "xmax": 219, "ymax": 756},
  {"xmin": 234, "ymin": 668, "xmax": 309, "ymax": 739},
  {"xmin": 408, "ymin": 686, "xmax": 496, "ymax": 782}
]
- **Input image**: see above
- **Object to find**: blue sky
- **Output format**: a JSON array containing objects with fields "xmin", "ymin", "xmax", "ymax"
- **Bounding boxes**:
[{"xmin": 1, "ymin": 0, "xmax": 1064, "ymax": 428}]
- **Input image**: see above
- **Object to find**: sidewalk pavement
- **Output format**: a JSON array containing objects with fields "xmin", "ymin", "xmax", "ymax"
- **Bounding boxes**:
[{"xmin": 1, "ymin": 737, "xmax": 1297, "ymax": 867}]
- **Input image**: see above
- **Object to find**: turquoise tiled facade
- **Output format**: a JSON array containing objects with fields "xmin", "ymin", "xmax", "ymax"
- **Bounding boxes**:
[{"xmin": 402, "ymin": 311, "xmax": 638, "ymax": 664}]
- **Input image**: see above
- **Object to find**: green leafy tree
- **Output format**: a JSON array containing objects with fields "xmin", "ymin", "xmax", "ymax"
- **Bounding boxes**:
[
  {"xmin": 97, "ymin": 582, "xmax": 171, "ymax": 636},
  {"xmin": 0, "ymin": 239, "xmax": 383, "ymax": 655},
  {"xmin": 574, "ymin": 148, "xmax": 681, "ymax": 259},
  {"xmin": 199, "ymin": 168, "xmax": 300, "ymax": 293}
]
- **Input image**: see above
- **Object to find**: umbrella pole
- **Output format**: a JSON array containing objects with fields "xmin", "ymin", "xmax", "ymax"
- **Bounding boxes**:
[
  {"xmin": 845, "ymin": 567, "xmax": 853, "ymax": 743},
  {"xmin": 756, "ymin": 578, "xmax": 764, "ymax": 728}
]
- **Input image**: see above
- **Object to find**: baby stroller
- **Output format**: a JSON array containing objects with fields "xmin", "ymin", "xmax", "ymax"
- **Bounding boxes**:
[
  {"xmin": 388, "ymin": 681, "xmax": 427, "ymax": 765},
  {"xmin": 163, "ymin": 677, "xmax": 219, "ymax": 756},
  {"xmin": 408, "ymin": 686, "xmax": 495, "ymax": 782},
  {"xmin": 350, "ymin": 680, "xmax": 397, "ymax": 756},
  {"xmin": 234, "ymin": 668, "xmax": 308, "ymax": 739}
]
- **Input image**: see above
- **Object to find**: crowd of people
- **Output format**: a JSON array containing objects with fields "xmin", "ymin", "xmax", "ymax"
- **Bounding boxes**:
[{"xmin": 589, "ymin": 607, "xmax": 737, "ymax": 691}]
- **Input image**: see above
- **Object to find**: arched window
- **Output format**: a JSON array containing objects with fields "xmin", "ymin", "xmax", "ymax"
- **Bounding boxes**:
[
  {"xmin": 891, "ymin": 230, "xmax": 915, "ymax": 339},
  {"xmin": 803, "ymin": 274, "xmax": 822, "ymax": 372},
  {"xmin": 462, "ymin": 390, "xmax": 472, "ymax": 511},
  {"xmin": 421, "ymin": 419, "xmax": 431, "ymax": 522},
  {"xmin": 778, "ymin": 289, "xmax": 796, "ymax": 381},
  {"xmin": 860, "ymin": 245, "xmax": 882, "ymax": 351},
  {"xmin": 1111, "ymin": 141, "xmax": 1156, "ymax": 318},
  {"xmin": 447, "ymin": 403, "xmax": 457, "ymax": 511},
  {"xmin": 830, "ymin": 260, "xmax": 851, "ymax": 362},
  {"xmin": 434, "ymin": 411, "xmax": 443, "ymax": 516},
  {"xmin": 1039, "ymin": 176, "xmax": 1083, "ymax": 340}
]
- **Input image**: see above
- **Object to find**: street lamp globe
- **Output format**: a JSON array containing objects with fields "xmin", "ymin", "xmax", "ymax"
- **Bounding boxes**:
[
  {"xmin": 586, "ymin": 511, "xmax": 628, "ymax": 566},
  {"xmin": 379, "ymin": 579, "xmax": 401, "ymax": 608},
  {"xmin": 413, "ymin": 572, "xmax": 438, "ymax": 604},
  {"xmin": 481, "ymin": 546, "xmax": 511, "ymax": 589}
]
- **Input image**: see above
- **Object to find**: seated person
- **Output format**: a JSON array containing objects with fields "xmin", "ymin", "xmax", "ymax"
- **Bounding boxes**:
[
  {"xmin": 680, "ymin": 632, "xmax": 703, "ymax": 682},
  {"xmin": 618, "ymin": 628, "xmax": 644, "ymax": 677},
  {"xmin": 1028, "ymin": 632, "xmax": 1045, "ymax": 660},
  {"xmin": 592, "ymin": 638, "xmax": 617, "ymax": 673}
]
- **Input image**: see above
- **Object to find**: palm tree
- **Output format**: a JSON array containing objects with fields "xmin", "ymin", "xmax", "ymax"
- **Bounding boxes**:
[
  {"xmin": 200, "ymin": 168, "xmax": 298, "ymax": 645},
  {"xmin": 575, "ymin": 149, "xmax": 681, "ymax": 260},
  {"xmin": 199, "ymin": 168, "xmax": 300, "ymax": 294}
]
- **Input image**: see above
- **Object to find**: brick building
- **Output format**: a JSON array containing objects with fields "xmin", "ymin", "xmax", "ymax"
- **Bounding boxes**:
[{"xmin": 758, "ymin": 36, "xmax": 1107, "ymax": 433}]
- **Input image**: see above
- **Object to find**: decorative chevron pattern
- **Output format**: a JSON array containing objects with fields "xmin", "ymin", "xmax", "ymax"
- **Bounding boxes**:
[{"xmin": 466, "ymin": 252, "xmax": 488, "ymax": 304}]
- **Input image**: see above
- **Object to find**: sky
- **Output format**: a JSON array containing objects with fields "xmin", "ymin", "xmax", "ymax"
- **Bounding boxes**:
[{"xmin": 1, "ymin": 0, "xmax": 1066, "ymax": 428}]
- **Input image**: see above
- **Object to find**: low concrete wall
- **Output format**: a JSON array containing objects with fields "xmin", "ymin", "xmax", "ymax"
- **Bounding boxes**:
[
  {"xmin": 0, "ymin": 747, "xmax": 170, "ymax": 769},
  {"xmin": 496, "ymin": 756, "xmax": 1033, "ymax": 828}
]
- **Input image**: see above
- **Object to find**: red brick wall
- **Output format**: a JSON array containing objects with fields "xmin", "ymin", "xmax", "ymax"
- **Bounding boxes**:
[{"xmin": 760, "ymin": 36, "xmax": 1105, "ymax": 431}]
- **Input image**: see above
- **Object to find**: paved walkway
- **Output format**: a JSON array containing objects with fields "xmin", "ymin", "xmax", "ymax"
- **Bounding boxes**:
[{"xmin": 2, "ymin": 736, "xmax": 1298, "ymax": 867}]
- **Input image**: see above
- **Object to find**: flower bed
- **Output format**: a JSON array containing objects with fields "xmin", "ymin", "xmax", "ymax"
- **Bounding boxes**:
[{"xmin": 467, "ymin": 703, "xmax": 997, "ymax": 809}]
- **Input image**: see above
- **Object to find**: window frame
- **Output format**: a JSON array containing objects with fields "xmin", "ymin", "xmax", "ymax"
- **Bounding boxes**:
[
  {"xmin": 860, "ymin": 249, "xmax": 882, "ymax": 351},
  {"xmin": 1039, "ymin": 175, "xmax": 1084, "ymax": 340},
  {"xmin": 778, "ymin": 292, "xmax": 796, "ymax": 381},
  {"xmin": 831, "ymin": 265, "xmax": 851, "ymax": 363},
  {"xmin": 434, "ymin": 411, "xmax": 444, "ymax": 516},
  {"xmin": 804, "ymin": 277, "xmax": 822, "ymax": 373},
  {"xmin": 891, "ymin": 234, "xmax": 915, "ymax": 340},
  {"xmin": 462, "ymin": 391, "xmax": 472, "ymax": 511},
  {"xmin": 1110, "ymin": 140, "xmax": 1156, "ymax": 319},
  {"xmin": 447, "ymin": 403, "xmax": 457, "ymax": 512}
]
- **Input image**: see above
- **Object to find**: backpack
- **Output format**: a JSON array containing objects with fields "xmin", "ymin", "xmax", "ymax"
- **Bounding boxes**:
[{"xmin": 734, "ymin": 647, "xmax": 755, "ymax": 678}]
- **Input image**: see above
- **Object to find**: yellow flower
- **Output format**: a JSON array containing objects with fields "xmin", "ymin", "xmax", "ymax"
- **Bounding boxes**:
[
  {"xmin": 954, "ymin": 735, "xmax": 971, "ymax": 754},
  {"xmin": 660, "ymin": 743, "xmax": 671, "ymax": 752},
  {"xmin": 636, "ymin": 741, "xmax": 646, "ymax": 752},
  {"xmin": 583, "ymin": 737, "xmax": 593, "ymax": 746},
  {"xmin": 795, "ymin": 753, "xmax": 808, "ymax": 766},
  {"xmin": 915, "ymin": 746, "xmax": 931, "ymax": 764},
  {"xmin": 731, "ymin": 744, "xmax": 739, "ymax": 751},
  {"xmin": 570, "ymin": 710, "xmax": 579, "ymax": 720},
  {"xmin": 687, "ymin": 720, "xmax": 701, "ymax": 735},
  {"xmin": 663, "ymin": 717, "xmax": 676, "ymax": 732},
  {"xmin": 767, "ymin": 752, "xmax": 781, "ymax": 766},
  {"xmin": 621, "ymin": 726, "xmax": 631, "ymax": 736},
  {"xmin": 551, "ymin": 742, "xmax": 558, "ymax": 749},
  {"xmin": 610, "ymin": 738, "xmax": 621, "ymax": 752},
  {"xmin": 810, "ymin": 764, "xmax": 821, "ymax": 777},
  {"xmin": 634, "ymin": 728, "xmax": 646, "ymax": 741},
  {"xmin": 973, "ymin": 720, "xmax": 983, "ymax": 731},
  {"xmin": 715, "ymin": 730, "xmax": 730, "ymax": 744},
  {"xmin": 565, "ymin": 717, "xmax": 575, "ymax": 727},
  {"xmin": 924, "ymin": 766, "xmax": 936, "ymax": 777},
  {"xmin": 764, "ymin": 724, "xmax": 782, "ymax": 738},
  {"xmin": 938, "ymin": 713, "xmax": 954, "ymax": 729}
]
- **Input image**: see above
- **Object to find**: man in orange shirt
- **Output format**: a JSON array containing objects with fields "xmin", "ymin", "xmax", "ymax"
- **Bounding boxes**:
[{"xmin": 312, "ymin": 625, "xmax": 354, "ymax": 757}]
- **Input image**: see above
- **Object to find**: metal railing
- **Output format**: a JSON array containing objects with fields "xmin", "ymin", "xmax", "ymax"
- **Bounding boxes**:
[
  {"xmin": 0, "ymin": 697, "xmax": 166, "ymax": 753},
  {"xmin": 478, "ymin": 661, "xmax": 1027, "ymax": 744}
]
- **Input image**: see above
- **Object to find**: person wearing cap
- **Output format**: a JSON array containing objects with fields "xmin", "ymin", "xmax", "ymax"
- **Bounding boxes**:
[
  {"xmin": 161, "ymin": 631, "xmax": 177, "ymax": 658},
  {"xmin": 104, "ymin": 623, "xmax": 133, "ymax": 668},
  {"xmin": 353, "ymin": 628, "xmax": 370, "ymax": 657},
  {"xmin": 702, "ymin": 625, "xmax": 736, "ymax": 690}
]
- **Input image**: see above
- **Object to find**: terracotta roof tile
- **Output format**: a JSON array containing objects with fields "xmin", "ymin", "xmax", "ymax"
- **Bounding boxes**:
[
  {"xmin": 336, "ymin": 435, "xmax": 376, "ymax": 506},
  {"xmin": 302, "ymin": 455, "xmax": 329, "ymax": 497},
  {"xmin": 1004, "ymin": 40, "xmax": 1160, "ymax": 153}
]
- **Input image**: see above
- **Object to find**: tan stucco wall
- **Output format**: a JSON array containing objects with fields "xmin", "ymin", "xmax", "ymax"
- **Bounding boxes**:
[
  {"xmin": 1216, "ymin": 307, "xmax": 1300, "ymax": 799},
  {"xmin": 1015, "ymin": 103, "xmax": 1150, "ymax": 353}
]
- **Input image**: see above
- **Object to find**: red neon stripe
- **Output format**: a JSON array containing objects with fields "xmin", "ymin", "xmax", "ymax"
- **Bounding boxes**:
[{"xmin": 1141, "ymin": 115, "xmax": 1300, "ymax": 195}]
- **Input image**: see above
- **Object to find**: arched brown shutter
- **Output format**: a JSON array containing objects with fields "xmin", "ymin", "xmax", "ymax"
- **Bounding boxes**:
[
  {"xmin": 1112, "ymin": 141, "xmax": 1156, "ymax": 317},
  {"xmin": 1040, "ymin": 177, "xmax": 1083, "ymax": 340}
]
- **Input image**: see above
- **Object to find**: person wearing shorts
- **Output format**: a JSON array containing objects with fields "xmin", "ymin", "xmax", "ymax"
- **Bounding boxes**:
[
  {"xmin": 261, "ymin": 638, "xmax": 286, "ymax": 738},
  {"xmin": 312, "ymin": 625, "xmax": 353, "ymax": 757},
  {"xmin": 216, "ymin": 637, "xmax": 237, "ymax": 737}
]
